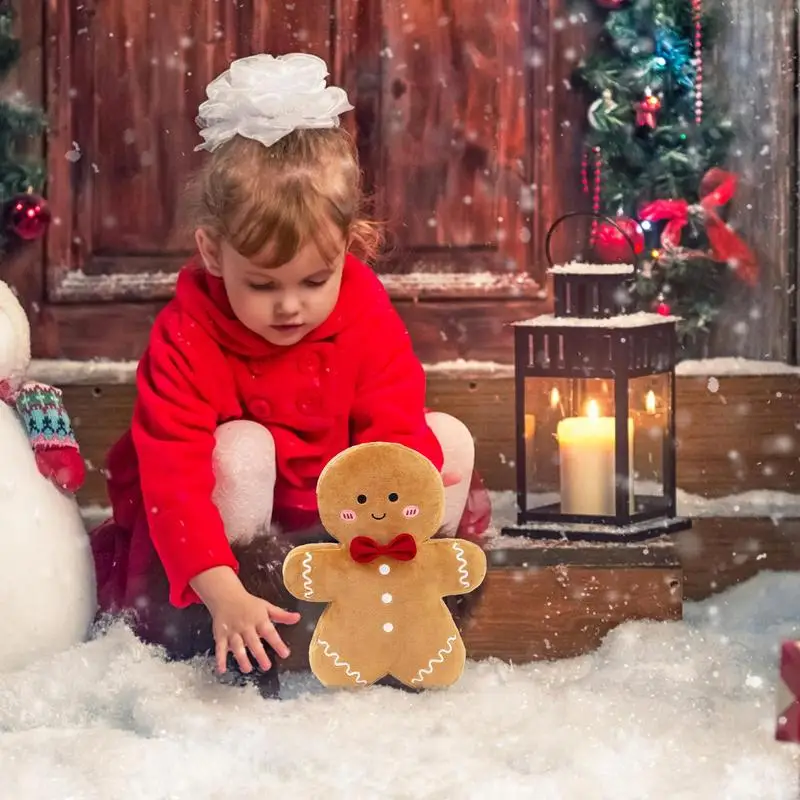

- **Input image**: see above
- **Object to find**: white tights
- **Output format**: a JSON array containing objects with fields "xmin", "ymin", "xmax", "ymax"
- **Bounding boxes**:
[{"xmin": 211, "ymin": 412, "xmax": 475, "ymax": 546}]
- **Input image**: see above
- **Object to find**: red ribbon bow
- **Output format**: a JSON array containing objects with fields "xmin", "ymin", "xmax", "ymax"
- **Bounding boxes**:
[
  {"xmin": 638, "ymin": 168, "xmax": 758, "ymax": 287},
  {"xmin": 349, "ymin": 533, "xmax": 418, "ymax": 564},
  {"xmin": 776, "ymin": 640, "xmax": 800, "ymax": 742}
]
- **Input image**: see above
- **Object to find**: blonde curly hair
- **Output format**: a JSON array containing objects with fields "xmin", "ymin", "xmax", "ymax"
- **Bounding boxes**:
[{"xmin": 186, "ymin": 128, "xmax": 382, "ymax": 267}]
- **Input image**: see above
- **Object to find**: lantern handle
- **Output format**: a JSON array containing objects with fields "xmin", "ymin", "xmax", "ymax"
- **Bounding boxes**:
[{"xmin": 544, "ymin": 211, "xmax": 641, "ymax": 271}]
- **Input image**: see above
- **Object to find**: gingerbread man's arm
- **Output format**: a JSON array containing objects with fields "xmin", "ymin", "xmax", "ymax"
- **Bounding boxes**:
[
  {"xmin": 423, "ymin": 538, "xmax": 488, "ymax": 597},
  {"xmin": 282, "ymin": 543, "xmax": 346, "ymax": 603}
]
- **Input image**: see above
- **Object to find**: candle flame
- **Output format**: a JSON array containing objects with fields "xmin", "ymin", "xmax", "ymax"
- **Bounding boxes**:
[
  {"xmin": 549, "ymin": 387, "xmax": 560, "ymax": 408},
  {"xmin": 585, "ymin": 399, "xmax": 600, "ymax": 419},
  {"xmin": 645, "ymin": 390, "xmax": 657, "ymax": 414}
]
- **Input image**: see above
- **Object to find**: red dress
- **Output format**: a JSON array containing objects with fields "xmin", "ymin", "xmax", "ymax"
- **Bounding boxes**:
[{"xmin": 91, "ymin": 255, "xmax": 491, "ymax": 616}]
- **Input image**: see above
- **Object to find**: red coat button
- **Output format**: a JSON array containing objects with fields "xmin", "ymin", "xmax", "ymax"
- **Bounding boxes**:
[
  {"xmin": 250, "ymin": 398, "xmax": 272, "ymax": 419},
  {"xmin": 297, "ymin": 351, "xmax": 322, "ymax": 375}
]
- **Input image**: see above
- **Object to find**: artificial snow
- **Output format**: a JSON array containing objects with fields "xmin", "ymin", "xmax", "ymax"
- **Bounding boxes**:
[
  {"xmin": 1, "ymin": 572, "xmax": 799, "ymax": 798},
  {"xmin": 676, "ymin": 358, "xmax": 800, "ymax": 376},
  {"xmin": 548, "ymin": 261, "xmax": 634, "ymax": 275},
  {"xmin": 424, "ymin": 359, "xmax": 515, "ymax": 377},
  {"xmin": 424, "ymin": 356, "xmax": 800, "ymax": 380},
  {"xmin": 485, "ymin": 488, "xmax": 800, "ymax": 551},
  {"xmin": 29, "ymin": 358, "xmax": 521, "ymax": 385},
  {"xmin": 674, "ymin": 489, "xmax": 800, "ymax": 520},
  {"xmin": 486, "ymin": 488, "xmax": 800, "ymax": 530},
  {"xmin": 26, "ymin": 356, "xmax": 800, "ymax": 386},
  {"xmin": 515, "ymin": 311, "xmax": 679, "ymax": 329},
  {"xmin": 377, "ymin": 271, "xmax": 535, "ymax": 291},
  {"xmin": 29, "ymin": 359, "xmax": 139, "ymax": 385}
]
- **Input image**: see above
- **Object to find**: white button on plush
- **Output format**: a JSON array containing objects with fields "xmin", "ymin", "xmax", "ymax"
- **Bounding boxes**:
[
  {"xmin": 383, "ymin": 622, "xmax": 394, "ymax": 633},
  {"xmin": 378, "ymin": 564, "xmax": 390, "ymax": 575},
  {"xmin": 381, "ymin": 593, "xmax": 393, "ymax": 604}
]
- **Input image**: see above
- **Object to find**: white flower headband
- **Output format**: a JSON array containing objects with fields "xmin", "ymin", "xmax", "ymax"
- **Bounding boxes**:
[{"xmin": 195, "ymin": 53, "xmax": 354, "ymax": 152}]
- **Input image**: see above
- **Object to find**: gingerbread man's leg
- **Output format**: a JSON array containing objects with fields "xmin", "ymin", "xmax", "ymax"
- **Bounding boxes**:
[
  {"xmin": 390, "ymin": 609, "xmax": 466, "ymax": 689},
  {"xmin": 310, "ymin": 610, "xmax": 389, "ymax": 688}
]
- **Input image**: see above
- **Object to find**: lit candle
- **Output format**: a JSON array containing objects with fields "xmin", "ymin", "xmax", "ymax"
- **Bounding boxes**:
[
  {"xmin": 557, "ymin": 399, "xmax": 634, "ymax": 516},
  {"xmin": 524, "ymin": 413, "xmax": 536, "ymax": 442},
  {"xmin": 523, "ymin": 413, "xmax": 536, "ymax": 482},
  {"xmin": 523, "ymin": 388, "xmax": 560, "ymax": 462},
  {"xmin": 639, "ymin": 390, "xmax": 664, "ymax": 446},
  {"xmin": 634, "ymin": 390, "xmax": 664, "ymax": 489}
]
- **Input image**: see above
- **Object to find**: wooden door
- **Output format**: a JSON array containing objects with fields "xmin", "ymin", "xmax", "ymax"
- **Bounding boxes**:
[{"xmin": 29, "ymin": 0, "xmax": 583, "ymax": 361}]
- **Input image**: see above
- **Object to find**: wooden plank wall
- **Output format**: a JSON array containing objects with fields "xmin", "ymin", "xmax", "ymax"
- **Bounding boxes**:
[
  {"xmin": 710, "ymin": 0, "xmax": 797, "ymax": 361},
  {"xmin": 62, "ymin": 371, "xmax": 800, "ymax": 503},
  {"xmin": 5, "ymin": 0, "xmax": 798, "ymax": 362},
  {"xmin": 60, "ymin": 371, "xmax": 800, "ymax": 603}
]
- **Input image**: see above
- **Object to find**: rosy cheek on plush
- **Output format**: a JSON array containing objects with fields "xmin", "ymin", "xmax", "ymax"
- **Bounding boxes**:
[
  {"xmin": 402, "ymin": 505, "xmax": 420, "ymax": 518},
  {"xmin": 340, "ymin": 509, "xmax": 357, "ymax": 522}
]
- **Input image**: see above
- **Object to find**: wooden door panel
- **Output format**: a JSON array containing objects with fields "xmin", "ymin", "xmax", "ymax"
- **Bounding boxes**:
[
  {"xmin": 381, "ymin": 0, "xmax": 529, "ymax": 275},
  {"xmin": 45, "ymin": 0, "xmax": 543, "ymax": 309},
  {"xmin": 31, "ymin": 297, "xmax": 549, "ymax": 361},
  {"xmin": 46, "ymin": 0, "xmax": 334, "ymax": 299}
]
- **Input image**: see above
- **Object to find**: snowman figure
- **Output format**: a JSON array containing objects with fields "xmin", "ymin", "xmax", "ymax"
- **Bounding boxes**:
[{"xmin": 0, "ymin": 279, "xmax": 97, "ymax": 671}]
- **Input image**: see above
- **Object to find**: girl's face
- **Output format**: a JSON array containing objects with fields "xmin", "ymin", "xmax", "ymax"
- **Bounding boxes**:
[{"xmin": 196, "ymin": 229, "xmax": 346, "ymax": 346}]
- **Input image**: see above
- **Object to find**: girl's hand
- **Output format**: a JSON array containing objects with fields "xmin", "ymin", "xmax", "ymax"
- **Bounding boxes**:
[
  {"xmin": 190, "ymin": 566, "xmax": 301, "ymax": 674},
  {"xmin": 441, "ymin": 470, "xmax": 463, "ymax": 488},
  {"xmin": 211, "ymin": 591, "xmax": 300, "ymax": 674}
]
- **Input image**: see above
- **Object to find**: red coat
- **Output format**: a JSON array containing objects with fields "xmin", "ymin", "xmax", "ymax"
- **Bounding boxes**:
[{"xmin": 95, "ymin": 255, "xmax": 447, "ymax": 610}]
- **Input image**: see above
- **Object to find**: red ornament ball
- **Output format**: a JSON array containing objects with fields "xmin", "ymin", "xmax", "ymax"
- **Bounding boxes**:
[
  {"xmin": 593, "ymin": 0, "xmax": 628, "ymax": 8},
  {"xmin": 656, "ymin": 301, "xmax": 671, "ymax": 316},
  {"xmin": 642, "ymin": 93, "xmax": 662, "ymax": 113},
  {"xmin": 592, "ymin": 216, "xmax": 645, "ymax": 264},
  {"xmin": 6, "ymin": 192, "xmax": 51, "ymax": 241}
]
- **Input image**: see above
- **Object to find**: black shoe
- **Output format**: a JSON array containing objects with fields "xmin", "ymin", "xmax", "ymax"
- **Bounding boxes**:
[
  {"xmin": 221, "ymin": 651, "xmax": 281, "ymax": 699},
  {"xmin": 375, "ymin": 675, "xmax": 423, "ymax": 694}
]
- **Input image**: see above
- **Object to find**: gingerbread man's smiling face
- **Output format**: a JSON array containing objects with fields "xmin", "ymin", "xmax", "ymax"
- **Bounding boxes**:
[{"xmin": 316, "ymin": 442, "xmax": 445, "ymax": 548}]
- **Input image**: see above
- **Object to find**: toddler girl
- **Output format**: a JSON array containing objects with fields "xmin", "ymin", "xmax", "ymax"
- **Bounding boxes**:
[{"xmin": 91, "ymin": 53, "xmax": 490, "ymax": 695}]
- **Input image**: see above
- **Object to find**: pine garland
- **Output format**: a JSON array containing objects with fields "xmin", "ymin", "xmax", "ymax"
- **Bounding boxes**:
[
  {"xmin": 575, "ymin": 0, "xmax": 747, "ymax": 350},
  {"xmin": 0, "ymin": 3, "xmax": 45, "ymax": 253}
]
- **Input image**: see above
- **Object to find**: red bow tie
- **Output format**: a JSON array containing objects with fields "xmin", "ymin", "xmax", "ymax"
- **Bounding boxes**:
[{"xmin": 349, "ymin": 533, "xmax": 418, "ymax": 564}]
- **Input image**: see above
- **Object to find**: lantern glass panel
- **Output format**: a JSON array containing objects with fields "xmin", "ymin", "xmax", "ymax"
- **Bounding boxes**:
[
  {"xmin": 629, "ymin": 371, "xmax": 673, "ymax": 517},
  {"xmin": 523, "ymin": 375, "xmax": 632, "ymax": 520}
]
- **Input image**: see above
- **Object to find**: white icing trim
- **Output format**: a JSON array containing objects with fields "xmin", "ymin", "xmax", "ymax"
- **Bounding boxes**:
[
  {"xmin": 411, "ymin": 635, "xmax": 458, "ymax": 685},
  {"xmin": 452, "ymin": 542, "xmax": 470, "ymax": 589},
  {"xmin": 316, "ymin": 639, "xmax": 368, "ymax": 685},
  {"xmin": 301, "ymin": 551, "xmax": 314, "ymax": 599}
]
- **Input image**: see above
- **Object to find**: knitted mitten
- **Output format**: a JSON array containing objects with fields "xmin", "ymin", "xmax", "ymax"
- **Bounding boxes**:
[{"xmin": 11, "ymin": 381, "xmax": 85, "ymax": 493}]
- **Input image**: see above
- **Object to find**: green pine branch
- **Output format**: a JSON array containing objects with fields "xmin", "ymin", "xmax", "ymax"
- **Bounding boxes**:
[
  {"xmin": 0, "ymin": 4, "xmax": 46, "ymax": 252},
  {"xmin": 574, "ymin": 0, "xmax": 745, "ymax": 350},
  {"xmin": 0, "ymin": 5, "xmax": 20, "ymax": 80}
]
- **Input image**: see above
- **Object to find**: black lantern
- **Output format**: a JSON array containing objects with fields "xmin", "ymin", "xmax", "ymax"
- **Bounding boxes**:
[{"xmin": 502, "ymin": 213, "xmax": 691, "ymax": 542}]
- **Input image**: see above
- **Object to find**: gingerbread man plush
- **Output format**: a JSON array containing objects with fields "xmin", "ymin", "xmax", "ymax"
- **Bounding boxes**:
[{"xmin": 282, "ymin": 442, "xmax": 487, "ymax": 689}]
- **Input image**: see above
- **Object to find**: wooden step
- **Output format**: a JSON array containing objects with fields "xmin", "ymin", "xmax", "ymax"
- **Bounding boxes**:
[
  {"xmin": 281, "ymin": 540, "xmax": 683, "ymax": 668},
  {"xmin": 39, "ymin": 359, "xmax": 800, "ymax": 604},
  {"xmin": 37, "ymin": 361, "xmax": 800, "ymax": 504}
]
